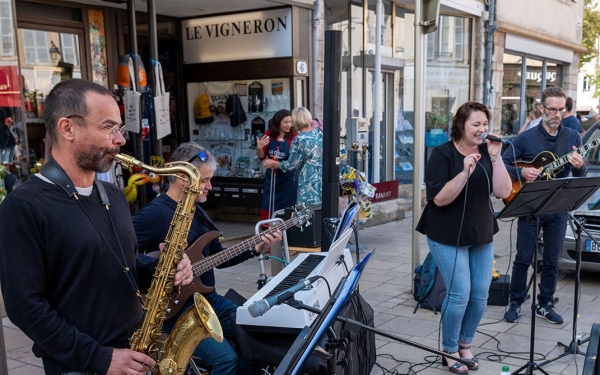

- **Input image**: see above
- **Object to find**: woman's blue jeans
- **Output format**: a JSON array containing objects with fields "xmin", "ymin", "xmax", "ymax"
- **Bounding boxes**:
[{"xmin": 426, "ymin": 237, "xmax": 494, "ymax": 353}]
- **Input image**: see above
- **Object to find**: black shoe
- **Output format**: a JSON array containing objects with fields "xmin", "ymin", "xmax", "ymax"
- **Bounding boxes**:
[
  {"xmin": 458, "ymin": 345, "xmax": 479, "ymax": 371},
  {"xmin": 504, "ymin": 302, "xmax": 521, "ymax": 323},
  {"xmin": 441, "ymin": 352, "xmax": 469, "ymax": 374},
  {"xmin": 536, "ymin": 304, "xmax": 563, "ymax": 324}
]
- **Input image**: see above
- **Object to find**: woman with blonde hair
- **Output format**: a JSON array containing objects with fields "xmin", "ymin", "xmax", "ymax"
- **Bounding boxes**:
[
  {"xmin": 263, "ymin": 106, "xmax": 323, "ymax": 206},
  {"xmin": 518, "ymin": 102, "xmax": 543, "ymax": 134}
]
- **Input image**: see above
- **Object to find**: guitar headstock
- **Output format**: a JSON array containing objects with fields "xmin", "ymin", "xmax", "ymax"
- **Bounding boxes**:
[{"xmin": 291, "ymin": 204, "xmax": 315, "ymax": 229}]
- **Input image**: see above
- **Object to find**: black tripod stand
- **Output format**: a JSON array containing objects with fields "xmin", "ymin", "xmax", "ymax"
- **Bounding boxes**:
[
  {"xmin": 537, "ymin": 211, "xmax": 600, "ymax": 367},
  {"xmin": 496, "ymin": 177, "xmax": 600, "ymax": 375}
]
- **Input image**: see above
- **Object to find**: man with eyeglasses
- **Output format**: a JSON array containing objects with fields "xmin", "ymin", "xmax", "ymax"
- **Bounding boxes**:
[
  {"xmin": 502, "ymin": 86, "xmax": 587, "ymax": 325},
  {"xmin": 0, "ymin": 78, "xmax": 195, "ymax": 375},
  {"xmin": 134, "ymin": 142, "xmax": 282, "ymax": 375}
]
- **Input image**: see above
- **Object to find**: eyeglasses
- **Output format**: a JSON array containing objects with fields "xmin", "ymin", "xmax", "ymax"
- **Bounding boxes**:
[
  {"xmin": 187, "ymin": 150, "xmax": 208, "ymax": 164},
  {"xmin": 66, "ymin": 115, "xmax": 126, "ymax": 139},
  {"xmin": 542, "ymin": 106, "xmax": 567, "ymax": 116}
]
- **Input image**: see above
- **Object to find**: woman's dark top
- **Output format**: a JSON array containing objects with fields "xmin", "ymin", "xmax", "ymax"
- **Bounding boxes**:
[
  {"xmin": 416, "ymin": 141, "xmax": 499, "ymax": 247},
  {"xmin": 259, "ymin": 130, "xmax": 298, "ymax": 219}
]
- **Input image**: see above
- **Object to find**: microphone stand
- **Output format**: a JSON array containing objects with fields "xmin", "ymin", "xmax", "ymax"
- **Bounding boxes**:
[{"xmin": 282, "ymin": 297, "xmax": 473, "ymax": 369}]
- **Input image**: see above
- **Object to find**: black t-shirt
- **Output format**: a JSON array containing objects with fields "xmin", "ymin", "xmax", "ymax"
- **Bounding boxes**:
[
  {"xmin": 0, "ymin": 124, "xmax": 15, "ymax": 148},
  {"xmin": 416, "ymin": 141, "xmax": 499, "ymax": 247}
]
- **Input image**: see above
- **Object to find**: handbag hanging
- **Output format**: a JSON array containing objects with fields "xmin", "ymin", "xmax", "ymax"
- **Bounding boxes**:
[
  {"xmin": 153, "ymin": 61, "xmax": 171, "ymax": 139},
  {"xmin": 123, "ymin": 55, "xmax": 142, "ymax": 134}
]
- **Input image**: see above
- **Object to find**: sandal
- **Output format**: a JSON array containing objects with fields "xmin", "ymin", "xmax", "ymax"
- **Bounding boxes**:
[
  {"xmin": 441, "ymin": 352, "xmax": 469, "ymax": 375},
  {"xmin": 458, "ymin": 344, "xmax": 479, "ymax": 371}
]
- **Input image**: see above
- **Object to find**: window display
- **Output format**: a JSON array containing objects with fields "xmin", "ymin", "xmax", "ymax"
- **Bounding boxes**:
[{"xmin": 187, "ymin": 78, "xmax": 291, "ymax": 178}]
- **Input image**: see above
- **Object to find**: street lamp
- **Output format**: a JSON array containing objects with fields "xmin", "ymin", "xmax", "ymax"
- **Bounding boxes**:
[{"xmin": 49, "ymin": 41, "xmax": 61, "ymax": 63}]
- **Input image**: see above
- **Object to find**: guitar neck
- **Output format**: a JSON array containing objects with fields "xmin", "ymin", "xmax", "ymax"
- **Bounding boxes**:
[
  {"xmin": 543, "ymin": 136, "xmax": 600, "ymax": 174},
  {"xmin": 191, "ymin": 218, "xmax": 301, "ymax": 277}
]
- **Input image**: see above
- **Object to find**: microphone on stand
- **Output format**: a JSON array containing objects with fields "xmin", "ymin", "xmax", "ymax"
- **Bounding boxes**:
[
  {"xmin": 481, "ymin": 132, "xmax": 511, "ymax": 145},
  {"xmin": 248, "ymin": 276, "xmax": 320, "ymax": 318}
]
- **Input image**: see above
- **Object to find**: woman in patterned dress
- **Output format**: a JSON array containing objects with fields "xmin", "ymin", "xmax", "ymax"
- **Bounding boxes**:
[{"xmin": 263, "ymin": 107, "xmax": 323, "ymax": 207}]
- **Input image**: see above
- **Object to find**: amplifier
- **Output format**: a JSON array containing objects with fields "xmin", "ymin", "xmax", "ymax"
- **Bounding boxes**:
[
  {"xmin": 583, "ymin": 323, "xmax": 600, "ymax": 375},
  {"xmin": 284, "ymin": 206, "xmax": 322, "ymax": 248},
  {"xmin": 488, "ymin": 275, "xmax": 510, "ymax": 306}
]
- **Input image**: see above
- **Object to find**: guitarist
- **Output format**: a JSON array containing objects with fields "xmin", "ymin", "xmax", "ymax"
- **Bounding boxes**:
[
  {"xmin": 501, "ymin": 87, "xmax": 587, "ymax": 325},
  {"xmin": 134, "ymin": 142, "xmax": 282, "ymax": 375}
]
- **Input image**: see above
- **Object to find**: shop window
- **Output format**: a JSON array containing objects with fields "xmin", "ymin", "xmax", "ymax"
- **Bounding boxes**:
[
  {"xmin": 60, "ymin": 33, "xmax": 79, "ymax": 66},
  {"xmin": 0, "ymin": 0, "xmax": 14, "ymax": 56},
  {"xmin": 502, "ymin": 53, "xmax": 522, "ymax": 134},
  {"xmin": 546, "ymin": 61, "xmax": 562, "ymax": 88},
  {"xmin": 22, "ymin": 30, "xmax": 50, "ymax": 65}
]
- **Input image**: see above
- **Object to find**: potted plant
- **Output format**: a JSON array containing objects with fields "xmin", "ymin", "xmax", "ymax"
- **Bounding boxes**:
[{"xmin": 425, "ymin": 112, "xmax": 449, "ymax": 146}]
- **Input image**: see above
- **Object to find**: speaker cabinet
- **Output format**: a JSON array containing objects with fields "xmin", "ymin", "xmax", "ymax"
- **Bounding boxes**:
[{"xmin": 284, "ymin": 207, "xmax": 322, "ymax": 248}]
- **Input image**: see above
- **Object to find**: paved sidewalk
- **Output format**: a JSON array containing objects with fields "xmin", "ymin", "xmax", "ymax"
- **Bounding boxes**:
[{"xmin": 3, "ymin": 199, "xmax": 600, "ymax": 375}]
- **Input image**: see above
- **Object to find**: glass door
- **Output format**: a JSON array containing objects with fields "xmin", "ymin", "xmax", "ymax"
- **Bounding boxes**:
[
  {"xmin": 17, "ymin": 27, "xmax": 85, "ymax": 162},
  {"xmin": 366, "ymin": 70, "xmax": 395, "ymax": 183}
]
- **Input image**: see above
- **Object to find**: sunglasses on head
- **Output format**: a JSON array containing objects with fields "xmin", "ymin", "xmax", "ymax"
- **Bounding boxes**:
[{"xmin": 187, "ymin": 150, "xmax": 208, "ymax": 163}]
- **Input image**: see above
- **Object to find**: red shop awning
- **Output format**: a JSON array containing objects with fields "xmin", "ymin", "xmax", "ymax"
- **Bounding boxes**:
[{"xmin": 0, "ymin": 65, "xmax": 22, "ymax": 108}]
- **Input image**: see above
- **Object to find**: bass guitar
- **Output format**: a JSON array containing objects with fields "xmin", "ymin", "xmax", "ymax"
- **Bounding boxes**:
[
  {"xmin": 164, "ymin": 205, "xmax": 315, "ymax": 320},
  {"xmin": 503, "ymin": 136, "xmax": 600, "ymax": 204}
]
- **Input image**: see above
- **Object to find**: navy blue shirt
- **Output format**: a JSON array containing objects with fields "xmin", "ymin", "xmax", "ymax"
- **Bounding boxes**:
[
  {"xmin": 134, "ymin": 193, "xmax": 254, "ymax": 289},
  {"xmin": 502, "ymin": 124, "xmax": 587, "ymax": 181},
  {"xmin": 561, "ymin": 115, "xmax": 584, "ymax": 134}
]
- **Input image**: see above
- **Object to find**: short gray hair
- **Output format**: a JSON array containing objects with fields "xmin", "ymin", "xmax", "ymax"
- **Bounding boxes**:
[{"xmin": 168, "ymin": 142, "xmax": 217, "ymax": 183}]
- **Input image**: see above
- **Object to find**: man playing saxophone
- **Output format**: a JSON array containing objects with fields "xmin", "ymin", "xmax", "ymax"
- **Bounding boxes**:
[
  {"xmin": 0, "ymin": 79, "xmax": 194, "ymax": 375},
  {"xmin": 134, "ymin": 142, "xmax": 282, "ymax": 375}
]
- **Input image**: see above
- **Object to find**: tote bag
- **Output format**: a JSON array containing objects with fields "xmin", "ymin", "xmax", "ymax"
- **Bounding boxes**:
[
  {"xmin": 153, "ymin": 61, "xmax": 171, "ymax": 140},
  {"xmin": 124, "ymin": 55, "xmax": 141, "ymax": 134}
]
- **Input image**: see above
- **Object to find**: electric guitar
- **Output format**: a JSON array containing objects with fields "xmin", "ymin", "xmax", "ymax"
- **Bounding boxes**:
[
  {"xmin": 164, "ymin": 205, "xmax": 315, "ymax": 320},
  {"xmin": 503, "ymin": 136, "xmax": 600, "ymax": 204}
]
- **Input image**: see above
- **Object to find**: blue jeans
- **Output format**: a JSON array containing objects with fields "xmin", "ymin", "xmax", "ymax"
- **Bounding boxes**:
[
  {"xmin": 162, "ymin": 291, "xmax": 239, "ymax": 375},
  {"xmin": 426, "ymin": 237, "xmax": 494, "ymax": 353},
  {"xmin": 510, "ymin": 213, "xmax": 566, "ymax": 306}
]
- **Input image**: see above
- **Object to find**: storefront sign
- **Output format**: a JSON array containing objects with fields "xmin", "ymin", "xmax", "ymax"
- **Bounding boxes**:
[
  {"xmin": 517, "ymin": 70, "xmax": 557, "ymax": 83},
  {"xmin": 182, "ymin": 8, "xmax": 292, "ymax": 64},
  {"xmin": 370, "ymin": 180, "xmax": 399, "ymax": 203}
]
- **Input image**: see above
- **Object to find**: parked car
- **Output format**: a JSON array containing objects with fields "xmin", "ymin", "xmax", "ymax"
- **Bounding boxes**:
[{"xmin": 557, "ymin": 121, "xmax": 600, "ymax": 272}]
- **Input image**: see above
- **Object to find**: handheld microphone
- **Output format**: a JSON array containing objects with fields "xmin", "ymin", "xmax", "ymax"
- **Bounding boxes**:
[
  {"xmin": 248, "ymin": 276, "xmax": 320, "ymax": 318},
  {"xmin": 481, "ymin": 132, "xmax": 511, "ymax": 145}
]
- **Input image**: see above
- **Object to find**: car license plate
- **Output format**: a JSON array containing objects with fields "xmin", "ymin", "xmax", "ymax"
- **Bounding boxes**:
[{"xmin": 585, "ymin": 239, "xmax": 600, "ymax": 252}]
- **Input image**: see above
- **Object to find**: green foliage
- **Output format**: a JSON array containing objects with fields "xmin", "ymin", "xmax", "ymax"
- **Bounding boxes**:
[
  {"xmin": 581, "ymin": 0, "xmax": 600, "ymax": 69},
  {"xmin": 425, "ymin": 112, "xmax": 448, "ymax": 132}
]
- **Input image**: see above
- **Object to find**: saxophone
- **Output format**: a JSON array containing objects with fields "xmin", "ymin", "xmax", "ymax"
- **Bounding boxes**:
[{"xmin": 115, "ymin": 154, "xmax": 223, "ymax": 375}]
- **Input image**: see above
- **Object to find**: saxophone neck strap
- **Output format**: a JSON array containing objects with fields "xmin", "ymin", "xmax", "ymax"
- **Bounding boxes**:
[{"xmin": 40, "ymin": 158, "xmax": 110, "ymax": 206}]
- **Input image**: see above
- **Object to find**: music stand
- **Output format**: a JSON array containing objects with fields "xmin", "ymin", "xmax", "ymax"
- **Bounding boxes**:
[
  {"xmin": 537, "ymin": 207, "xmax": 600, "ymax": 367},
  {"xmin": 274, "ymin": 252, "xmax": 372, "ymax": 375},
  {"xmin": 496, "ymin": 176, "xmax": 600, "ymax": 375}
]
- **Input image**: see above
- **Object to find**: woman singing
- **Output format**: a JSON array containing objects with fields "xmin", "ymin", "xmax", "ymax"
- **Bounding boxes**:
[{"xmin": 416, "ymin": 101, "xmax": 512, "ymax": 374}]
